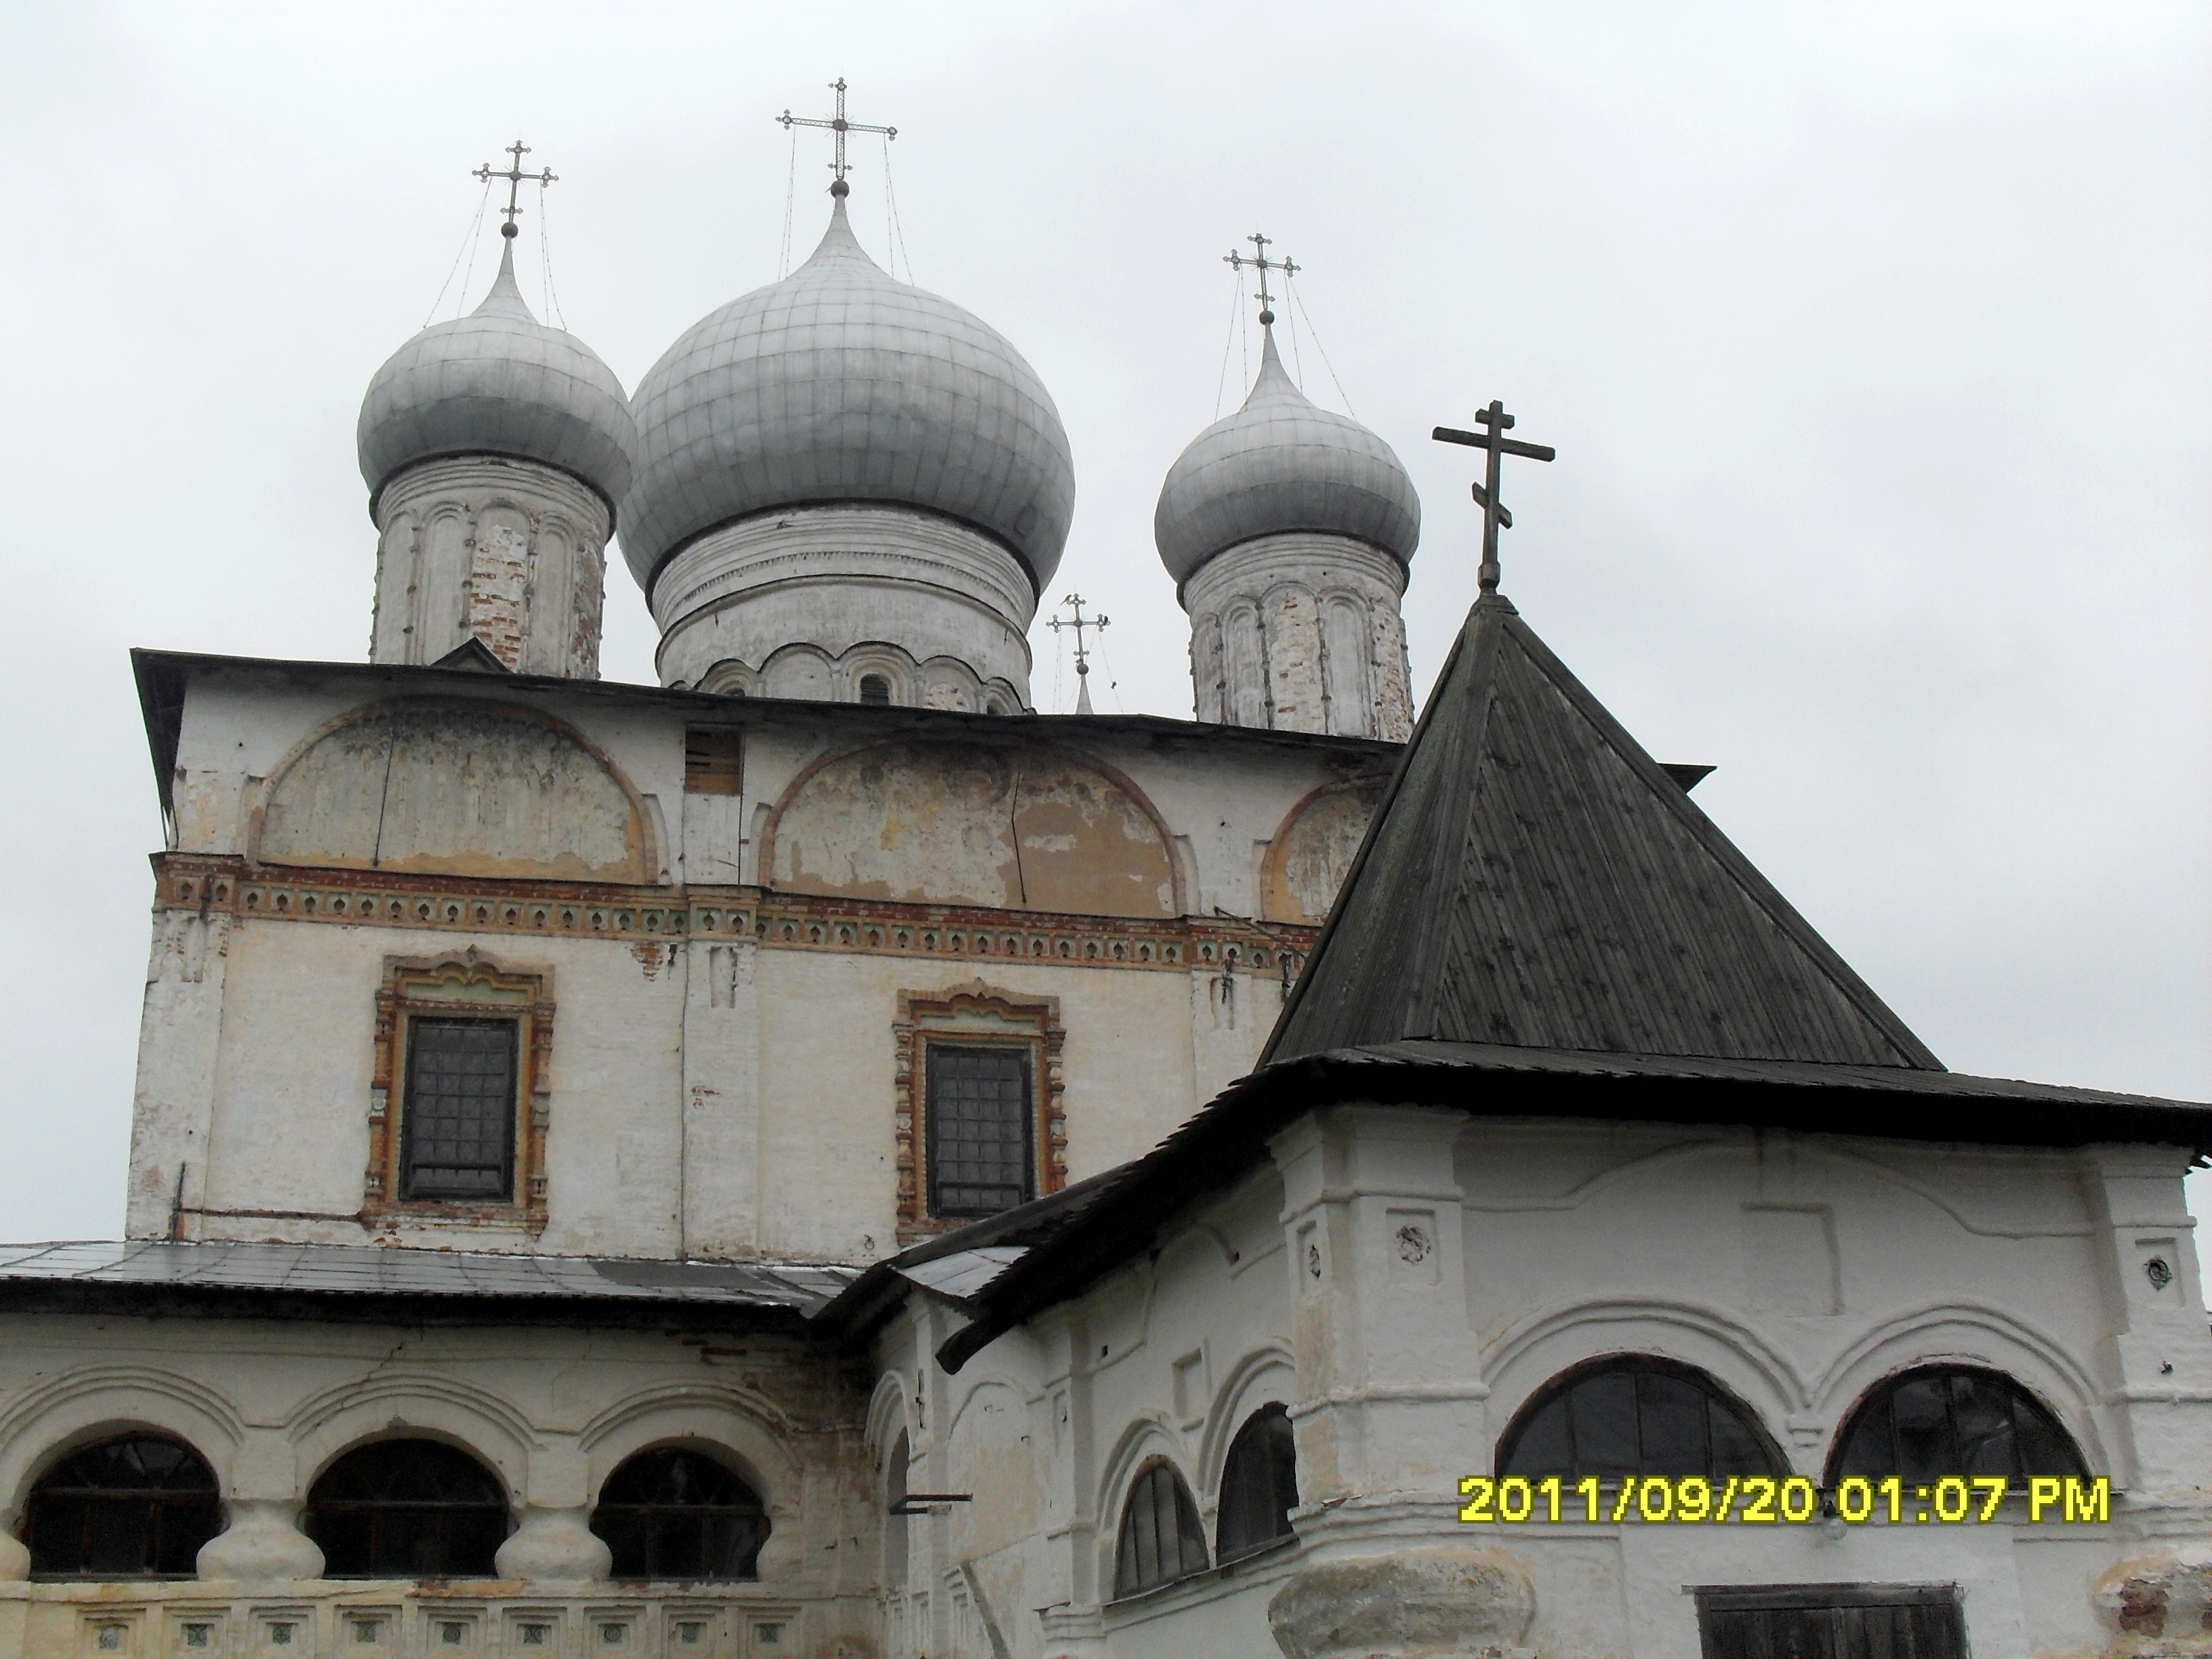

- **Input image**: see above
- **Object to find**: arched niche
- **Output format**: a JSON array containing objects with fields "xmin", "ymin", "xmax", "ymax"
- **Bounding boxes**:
[
  {"xmin": 764, "ymin": 743, "xmax": 1180, "ymax": 918},
  {"xmin": 1259, "ymin": 779, "xmax": 1385, "ymax": 923},
  {"xmin": 256, "ymin": 699, "xmax": 653, "ymax": 882}
]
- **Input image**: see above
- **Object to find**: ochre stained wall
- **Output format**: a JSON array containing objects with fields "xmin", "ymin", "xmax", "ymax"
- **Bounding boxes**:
[
  {"xmin": 256, "ymin": 701, "xmax": 653, "ymax": 882},
  {"xmin": 1260, "ymin": 780, "xmax": 1384, "ymax": 923},
  {"xmin": 766, "ymin": 742, "xmax": 1179, "ymax": 918}
]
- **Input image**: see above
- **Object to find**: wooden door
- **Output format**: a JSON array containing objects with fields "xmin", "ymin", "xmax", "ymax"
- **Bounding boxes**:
[{"xmin": 1695, "ymin": 1583, "xmax": 1966, "ymax": 1659}]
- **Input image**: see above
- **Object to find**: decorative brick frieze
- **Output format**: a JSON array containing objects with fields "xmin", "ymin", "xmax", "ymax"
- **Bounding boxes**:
[{"xmin": 150, "ymin": 855, "xmax": 1315, "ymax": 979}]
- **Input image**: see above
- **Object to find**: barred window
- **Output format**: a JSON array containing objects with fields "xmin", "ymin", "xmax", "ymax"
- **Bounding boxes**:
[
  {"xmin": 25, "ymin": 1435, "xmax": 222, "ymax": 1580},
  {"xmin": 304, "ymin": 1440, "xmax": 508, "ymax": 1579},
  {"xmin": 401, "ymin": 1018, "xmax": 517, "ymax": 1200},
  {"xmin": 1215, "ymin": 1404, "xmax": 1298, "ymax": 1562},
  {"xmin": 1498, "ymin": 1357, "xmax": 1781, "ymax": 1482},
  {"xmin": 591, "ymin": 1449, "xmax": 769, "ymax": 1582},
  {"xmin": 926, "ymin": 1044, "xmax": 1033, "ymax": 1218},
  {"xmin": 1113, "ymin": 1462, "xmax": 1208, "ymax": 1597},
  {"xmin": 1828, "ymin": 1367, "xmax": 2087, "ymax": 1489}
]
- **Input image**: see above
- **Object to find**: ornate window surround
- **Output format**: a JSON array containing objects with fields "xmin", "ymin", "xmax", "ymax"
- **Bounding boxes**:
[
  {"xmin": 893, "ymin": 980, "xmax": 1066, "ymax": 1243},
  {"xmin": 367, "ymin": 950, "xmax": 554, "ymax": 1234}
]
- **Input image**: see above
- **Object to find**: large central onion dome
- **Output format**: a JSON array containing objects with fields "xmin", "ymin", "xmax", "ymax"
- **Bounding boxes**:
[
  {"xmin": 357, "ymin": 241, "xmax": 638, "ymax": 513},
  {"xmin": 621, "ymin": 198, "xmax": 1076, "ymax": 598},
  {"xmin": 1154, "ymin": 327, "xmax": 1419, "ymax": 589}
]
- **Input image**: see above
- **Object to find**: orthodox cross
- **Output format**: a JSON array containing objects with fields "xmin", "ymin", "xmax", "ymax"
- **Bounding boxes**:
[
  {"xmin": 1225, "ymin": 232, "xmax": 1298, "ymax": 325},
  {"xmin": 474, "ymin": 140, "xmax": 556, "ymax": 240},
  {"xmin": 1433, "ymin": 401, "xmax": 1557, "ymax": 594},
  {"xmin": 1048, "ymin": 594, "xmax": 1110, "ymax": 714},
  {"xmin": 778, "ymin": 78, "xmax": 897, "ymax": 195}
]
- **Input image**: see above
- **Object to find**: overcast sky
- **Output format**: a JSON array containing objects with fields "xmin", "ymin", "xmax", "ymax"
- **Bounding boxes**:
[{"xmin": 0, "ymin": 2, "xmax": 2203, "ymax": 1249}]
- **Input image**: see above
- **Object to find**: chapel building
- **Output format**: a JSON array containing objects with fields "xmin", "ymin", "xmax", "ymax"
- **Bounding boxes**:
[{"xmin": 1, "ymin": 149, "xmax": 2207, "ymax": 1659}]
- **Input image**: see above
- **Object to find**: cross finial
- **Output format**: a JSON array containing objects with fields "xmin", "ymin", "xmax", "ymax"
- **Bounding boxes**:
[
  {"xmin": 1047, "ymin": 594, "xmax": 1111, "ymax": 714},
  {"xmin": 1433, "ymin": 401, "xmax": 1557, "ymax": 596},
  {"xmin": 778, "ymin": 77, "xmax": 897, "ymax": 198},
  {"xmin": 474, "ymin": 139, "xmax": 556, "ymax": 240},
  {"xmin": 1224, "ymin": 231, "xmax": 1299, "ymax": 326}
]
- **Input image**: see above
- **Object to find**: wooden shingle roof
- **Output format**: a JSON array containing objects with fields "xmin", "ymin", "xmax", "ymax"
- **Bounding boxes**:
[{"xmin": 1265, "ymin": 594, "xmax": 1940, "ymax": 1069}]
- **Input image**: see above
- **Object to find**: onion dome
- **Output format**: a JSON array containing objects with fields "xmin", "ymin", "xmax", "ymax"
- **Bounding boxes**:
[
  {"xmin": 1155, "ymin": 326, "xmax": 1420, "ymax": 588},
  {"xmin": 357, "ymin": 240, "xmax": 638, "ymax": 513},
  {"xmin": 621, "ymin": 196, "xmax": 1076, "ymax": 597}
]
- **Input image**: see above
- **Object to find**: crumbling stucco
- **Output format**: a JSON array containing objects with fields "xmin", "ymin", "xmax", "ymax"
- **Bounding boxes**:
[
  {"xmin": 1261, "ymin": 781, "xmax": 1385, "ymax": 923},
  {"xmin": 258, "ymin": 702, "xmax": 650, "ymax": 881},
  {"xmin": 768, "ymin": 743, "xmax": 1179, "ymax": 917},
  {"xmin": 1266, "ymin": 1548, "xmax": 1536, "ymax": 1659}
]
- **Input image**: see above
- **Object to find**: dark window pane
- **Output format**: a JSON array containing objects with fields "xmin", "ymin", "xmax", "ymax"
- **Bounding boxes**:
[
  {"xmin": 858, "ymin": 675, "xmax": 893, "ymax": 706},
  {"xmin": 306, "ymin": 1440, "xmax": 508, "ymax": 1579},
  {"xmin": 1498, "ymin": 1361, "xmax": 1780, "ymax": 1483},
  {"xmin": 1829, "ymin": 1367, "xmax": 2088, "ymax": 1486},
  {"xmin": 1635, "ymin": 1372, "xmax": 1712, "ymax": 1478},
  {"xmin": 25, "ymin": 1436, "xmax": 223, "ymax": 1581},
  {"xmin": 1216, "ymin": 1405, "xmax": 1298, "ymax": 1561},
  {"xmin": 1500, "ymin": 1395, "xmax": 1572, "ymax": 1480},
  {"xmin": 926, "ymin": 1045, "xmax": 1033, "ymax": 1218},
  {"xmin": 1115, "ymin": 1465, "xmax": 1208, "ymax": 1596},
  {"xmin": 590, "ymin": 1450, "xmax": 768, "ymax": 1582},
  {"xmin": 1570, "ymin": 1371, "xmax": 1640, "ymax": 1479},
  {"xmin": 401, "ymin": 1019, "xmax": 518, "ymax": 1201},
  {"xmin": 1888, "ymin": 1376, "xmax": 1952, "ymax": 1488}
]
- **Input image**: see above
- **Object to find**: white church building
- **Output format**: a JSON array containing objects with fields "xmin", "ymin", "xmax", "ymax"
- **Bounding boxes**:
[{"xmin": 1, "ymin": 131, "xmax": 2207, "ymax": 1659}]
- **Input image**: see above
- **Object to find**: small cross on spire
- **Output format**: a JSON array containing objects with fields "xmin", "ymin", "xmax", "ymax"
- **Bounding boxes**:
[
  {"xmin": 474, "ymin": 139, "xmax": 556, "ymax": 240},
  {"xmin": 1048, "ymin": 594, "xmax": 1111, "ymax": 714},
  {"xmin": 1433, "ymin": 401, "xmax": 1557, "ymax": 596},
  {"xmin": 1225, "ymin": 231, "xmax": 1298, "ymax": 326},
  {"xmin": 778, "ymin": 77, "xmax": 897, "ymax": 199}
]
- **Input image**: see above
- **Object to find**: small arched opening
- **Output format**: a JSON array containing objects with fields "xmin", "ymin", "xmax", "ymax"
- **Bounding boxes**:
[
  {"xmin": 1113, "ymin": 1459, "xmax": 1208, "ymax": 1598},
  {"xmin": 304, "ymin": 1439, "xmax": 509, "ymax": 1579},
  {"xmin": 591, "ymin": 1448, "xmax": 770, "ymax": 1581},
  {"xmin": 23, "ymin": 1435, "xmax": 223, "ymax": 1579}
]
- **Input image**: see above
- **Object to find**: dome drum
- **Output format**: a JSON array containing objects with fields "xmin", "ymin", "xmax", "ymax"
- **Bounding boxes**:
[{"xmin": 653, "ymin": 504, "xmax": 1036, "ymax": 705}]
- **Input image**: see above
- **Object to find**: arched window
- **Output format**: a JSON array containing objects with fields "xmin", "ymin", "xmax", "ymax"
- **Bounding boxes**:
[
  {"xmin": 1113, "ymin": 1460, "xmax": 1208, "ymax": 1597},
  {"xmin": 591, "ymin": 1449, "xmax": 769, "ymax": 1581},
  {"xmin": 883, "ymin": 1431, "xmax": 910, "ymax": 1586},
  {"xmin": 1498, "ymin": 1357, "xmax": 1782, "ymax": 1481},
  {"xmin": 1830, "ymin": 1367, "xmax": 2087, "ymax": 1488},
  {"xmin": 304, "ymin": 1440, "xmax": 508, "ymax": 1579},
  {"xmin": 1215, "ymin": 1404, "xmax": 1298, "ymax": 1562},
  {"xmin": 858, "ymin": 674, "xmax": 893, "ymax": 706},
  {"xmin": 24, "ymin": 1435, "xmax": 222, "ymax": 1579}
]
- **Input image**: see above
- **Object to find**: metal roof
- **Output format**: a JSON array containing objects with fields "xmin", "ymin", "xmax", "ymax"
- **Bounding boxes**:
[
  {"xmin": 357, "ymin": 242, "xmax": 638, "ymax": 512},
  {"xmin": 1155, "ymin": 326, "xmax": 1420, "ymax": 587},
  {"xmin": 0, "ymin": 1241, "xmax": 858, "ymax": 1328},
  {"xmin": 621, "ymin": 198, "xmax": 1075, "ymax": 597},
  {"xmin": 1265, "ymin": 592, "xmax": 1940, "ymax": 1069},
  {"xmin": 930, "ymin": 1040, "xmax": 2212, "ymax": 1373}
]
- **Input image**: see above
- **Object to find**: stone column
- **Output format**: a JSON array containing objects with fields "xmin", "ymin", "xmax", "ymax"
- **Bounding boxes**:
[
  {"xmin": 197, "ymin": 1433, "xmax": 321, "ymax": 1580},
  {"xmin": 494, "ymin": 1446, "xmax": 611, "ymax": 1581}
]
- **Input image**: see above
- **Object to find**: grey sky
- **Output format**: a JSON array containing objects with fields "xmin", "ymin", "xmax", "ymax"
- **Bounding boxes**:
[{"xmin": 0, "ymin": 2, "xmax": 2203, "ymax": 1246}]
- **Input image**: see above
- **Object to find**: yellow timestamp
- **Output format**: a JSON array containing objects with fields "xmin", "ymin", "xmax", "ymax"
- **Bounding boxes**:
[{"xmin": 1457, "ymin": 1474, "xmax": 2110, "ymax": 1525}]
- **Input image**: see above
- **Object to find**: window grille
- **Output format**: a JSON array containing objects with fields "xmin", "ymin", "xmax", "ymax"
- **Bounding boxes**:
[
  {"xmin": 400, "ymin": 1018, "xmax": 517, "ymax": 1200},
  {"xmin": 925, "ymin": 1044, "xmax": 1033, "ymax": 1217},
  {"xmin": 591, "ymin": 1449, "xmax": 769, "ymax": 1581},
  {"xmin": 1828, "ymin": 1366, "xmax": 2087, "ymax": 1488},
  {"xmin": 858, "ymin": 674, "xmax": 893, "ymax": 706},
  {"xmin": 1113, "ymin": 1462, "xmax": 1208, "ymax": 1597},
  {"xmin": 1498, "ymin": 1357, "xmax": 1781, "ymax": 1482},
  {"xmin": 1215, "ymin": 1404, "xmax": 1298, "ymax": 1561},
  {"xmin": 304, "ymin": 1440, "xmax": 508, "ymax": 1579},
  {"xmin": 25, "ymin": 1435, "xmax": 222, "ymax": 1579}
]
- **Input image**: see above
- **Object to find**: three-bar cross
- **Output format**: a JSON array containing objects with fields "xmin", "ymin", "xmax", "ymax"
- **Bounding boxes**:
[
  {"xmin": 779, "ymin": 78, "xmax": 897, "ymax": 193},
  {"xmin": 474, "ymin": 140, "xmax": 556, "ymax": 240},
  {"xmin": 1433, "ymin": 401, "xmax": 1556, "ymax": 594}
]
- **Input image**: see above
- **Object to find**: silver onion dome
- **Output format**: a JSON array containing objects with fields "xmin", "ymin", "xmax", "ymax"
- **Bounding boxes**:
[
  {"xmin": 1154, "ymin": 326, "xmax": 1420, "ymax": 588},
  {"xmin": 357, "ymin": 241, "xmax": 638, "ymax": 513},
  {"xmin": 620, "ymin": 197, "xmax": 1076, "ymax": 597}
]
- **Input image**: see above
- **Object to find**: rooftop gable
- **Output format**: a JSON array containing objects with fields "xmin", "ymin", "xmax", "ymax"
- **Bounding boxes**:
[{"xmin": 1265, "ymin": 594, "xmax": 1940, "ymax": 1069}]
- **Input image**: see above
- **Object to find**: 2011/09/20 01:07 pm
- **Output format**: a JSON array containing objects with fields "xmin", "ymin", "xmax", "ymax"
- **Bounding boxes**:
[{"xmin": 1456, "ymin": 1474, "xmax": 2112, "ymax": 1525}]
